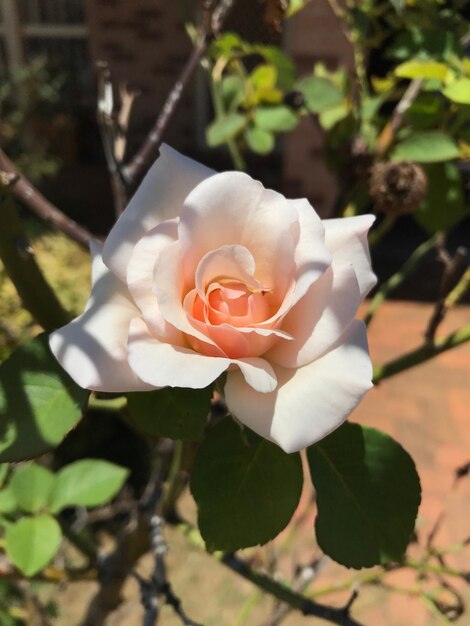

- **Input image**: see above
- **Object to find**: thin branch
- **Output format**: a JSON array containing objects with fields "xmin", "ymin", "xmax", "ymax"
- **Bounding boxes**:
[
  {"xmin": 424, "ymin": 245, "xmax": 468, "ymax": 343},
  {"xmin": 364, "ymin": 233, "xmax": 439, "ymax": 326},
  {"xmin": 373, "ymin": 324, "xmax": 470, "ymax": 384},
  {"xmin": 96, "ymin": 61, "xmax": 130, "ymax": 216},
  {"xmin": 0, "ymin": 147, "xmax": 93, "ymax": 249},
  {"xmin": 122, "ymin": 0, "xmax": 239, "ymax": 186},
  {"xmin": 375, "ymin": 79, "xmax": 424, "ymax": 157}
]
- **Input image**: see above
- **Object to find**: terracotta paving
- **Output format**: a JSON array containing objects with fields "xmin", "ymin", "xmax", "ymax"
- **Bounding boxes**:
[{"xmin": 281, "ymin": 301, "xmax": 470, "ymax": 626}]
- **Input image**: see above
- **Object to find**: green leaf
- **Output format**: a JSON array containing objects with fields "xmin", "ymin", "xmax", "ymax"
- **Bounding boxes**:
[
  {"xmin": 191, "ymin": 419, "xmax": 303, "ymax": 551},
  {"xmin": 245, "ymin": 125, "xmax": 275, "ymax": 155},
  {"xmin": 254, "ymin": 105, "xmax": 298, "ymax": 132},
  {"xmin": 415, "ymin": 162, "xmax": 467, "ymax": 233},
  {"xmin": 295, "ymin": 76, "xmax": 344, "ymax": 113},
  {"xmin": 5, "ymin": 514, "xmax": 62, "ymax": 576},
  {"xmin": 319, "ymin": 102, "xmax": 350, "ymax": 130},
  {"xmin": 10, "ymin": 464, "xmax": 56, "ymax": 513},
  {"xmin": 49, "ymin": 459, "xmax": 129, "ymax": 513},
  {"xmin": 443, "ymin": 78, "xmax": 470, "ymax": 105},
  {"xmin": 206, "ymin": 113, "xmax": 247, "ymax": 147},
  {"xmin": 250, "ymin": 64, "xmax": 277, "ymax": 90},
  {"xmin": 307, "ymin": 422, "xmax": 421, "ymax": 569},
  {"xmin": 127, "ymin": 386, "xmax": 212, "ymax": 440},
  {"xmin": 221, "ymin": 75, "xmax": 245, "ymax": 110},
  {"xmin": 404, "ymin": 94, "xmax": 444, "ymax": 130},
  {"xmin": 0, "ymin": 485, "xmax": 17, "ymax": 514},
  {"xmin": 255, "ymin": 46, "xmax": 296, "ymax": 91},
  {"xmin": 0, "ymin": 463, "xmax": 9, "ymax": 486},
  {"xmin": 0, "ymin": 335, "xmax": 89, "ymax": 463},
  {"xmin": 395, "ymin": 60, "xmax": 448, "ymax": 81},
  {"xmin": 391, "ymin": 131, "xmax": 460, "ymax": 163}
]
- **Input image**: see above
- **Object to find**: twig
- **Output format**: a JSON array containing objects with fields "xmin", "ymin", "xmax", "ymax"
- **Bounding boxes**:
[
  {"xmin": 424, "ymin": 246, "xmax": 468, "ymax": 343},
  {"xmin": 373, "ymin": 324, "xmax": 470, "ymax": 384},
  {"xmin": 0, "ymin": 147, "xmax": 93, "ymax": 250},
  {"xmin": 375, "ymin": 79, "xmax": 424, "ymax": 157},
  {"xmin": 364, "ymin": 233, "xmax": 439, "ymax": 326},
  {"xmin": 122, "ymin": 0, "xmax": 239, "ymax": 186},
  {"xmin": 96, "ymin": 61, "xmax": 131, "ymax": 216}
]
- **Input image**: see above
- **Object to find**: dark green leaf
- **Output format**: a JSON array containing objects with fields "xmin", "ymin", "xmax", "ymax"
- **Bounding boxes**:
[
  {"xmin": 295, "ymin": 76, "xmax": 344, "ymax": 113},
  {"xmin": 245, "ymin": 125, "xmax": 275, "ymax": 154},
  {"xmin": 0, "ymin": 335, "xmax": 89, "ymax": 462},
  {"xmin": 391, "ymin": 131, "xmax": 460, "ymax": 163},
  {"xmin": 191, "ymin": 419, "xmax": 303, "ymax": 551},
  {"xmin": 10, "ymin": 464, "xmax": 56, "ymax": 513},
  {"xmin": 5, "ymin": 515, "xmax": 62, "ymax": 576},
  {"xmin": 254, "ymin": 105, "xmax": 298, "ymax": 132},
  {"xmin": 49, "ymin": 459, "xmax": 129, "ymax": 513},
  {"xmin": 127, "ymin": 386, "xmax": 212, "ymax": 440},
  {"xmin": 308, "ymin": 422, "xmax": 421, "ymax": 569},
  {"xmin": 405, "ymin": 94, "xmax": 444, "ymax": 130},
  {"xmin": 206, "ymin": 114, "xmax": 247, "ymax": 147},
  {"xmin": 415, "ymin": 162, "xmax": 467, "ymax": 233}
]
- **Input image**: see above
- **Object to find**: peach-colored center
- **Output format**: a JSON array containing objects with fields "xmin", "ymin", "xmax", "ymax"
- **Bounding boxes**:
[{"xmin": 192, "ymin": 280, "xmax": 271, "ymax": 327}]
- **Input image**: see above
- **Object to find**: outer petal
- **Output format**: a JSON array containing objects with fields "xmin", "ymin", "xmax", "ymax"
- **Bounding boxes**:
[
  {"xmin": 128, "ymin": 318, "xmax": 230, "ymax": 389},
  {"xmin": 103, "ymin": 144, "xmax": 215, "ymax": 281},
  {"xmin": 49, "ymin": 243, "xmax": 152, "ymax": 392},
  {"xmin": 126, "ymin": 218, "xmax": 182, "ymax": 344},
  {"xmin": 224, "ymin": 320, "xmax": 373, "ymax": 453},
  {"xmin": 268, "ymin": 265, "xmax": 361, "ymax": 368},
  {"xmin": 323, "ymin": 215, "xmax": 376, "ymax": 297}
]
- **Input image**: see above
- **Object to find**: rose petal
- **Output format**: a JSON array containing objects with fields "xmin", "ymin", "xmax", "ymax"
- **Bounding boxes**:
[
  {"xmin": 323, "ymin": 215, "xmax": 377, "ymax": 297},
  {"xmin": 103, "ymin": 144, "xmax": 214, "ymax": 282},
  {"xmin": 128, "ymin": 317, "xmax": 230, "ymax": 388},
  {"xmin": 224, "ymin": 320, "xmax": 373, "ymax": 453},
  {"xmin": 49, "ymin": 243, "xmax": 152, "ymax": 392},
  {"xmin": 235, "ymin": 358, "xmax": 277, "ymax": 393},
  {"xmin": 268, "ymin": 264, "xmax": 361, "ymax": 367},
  {"xmin": 179, "ymin": 174, "xmax": 300, "ymax": 291},
  {"xmin": 126, "ymin": 219, "xmax": 182, "ymax": 344}
]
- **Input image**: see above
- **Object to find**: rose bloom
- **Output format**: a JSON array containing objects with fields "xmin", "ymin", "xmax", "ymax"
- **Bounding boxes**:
[{"xmin": 50, "ymin": 145, "xmax": 376, "ymax": 453}]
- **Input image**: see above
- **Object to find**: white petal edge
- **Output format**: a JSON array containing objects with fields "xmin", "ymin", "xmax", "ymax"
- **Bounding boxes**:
[
  {"xmin": 127, "ymin": 318, "xmax": 278, "ymax": 393},
  {"xmin": 224, "ymin": 320, "xmax": 373, "ymax": 453},
  {"xmin": 103, "ymin": 144, "xmax": 215, "ymax": 282},
  {"xmin": 323, "ymin": 215, "xmax": 376, "ymax": 298},
  {"xmin": 268, "ymin": 264, "xmax": 362, "ymax": 368},
  {"xmin": 49, "ymin": 243, "xmax": 152, "ymax": 392}
]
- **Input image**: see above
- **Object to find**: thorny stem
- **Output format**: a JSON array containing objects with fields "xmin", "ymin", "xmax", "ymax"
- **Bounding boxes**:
[
  {"xmin": 0, "ymin": 147, "xmax": 93, "ymax": 250},
  {"xmin": 364, "ymin": 233, "xmax": 439, "ymax": 326},
  {"xmin": 373, "ymin": 324, "xmax": 470, "ymax": 384},
  {"xmin": 177, "ymin": 522, "xmax": 362, "ymax": 626}
]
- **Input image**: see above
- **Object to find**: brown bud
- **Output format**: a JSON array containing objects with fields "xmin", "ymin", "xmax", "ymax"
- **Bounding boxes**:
[{"xmin": 369, "ymin": 160, "xmax": 427, "ymax": 216}]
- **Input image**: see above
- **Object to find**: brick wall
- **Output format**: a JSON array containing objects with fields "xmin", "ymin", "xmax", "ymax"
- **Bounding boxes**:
[
  {"xmin": 83, "ymin": 0, "xmax": 353, "ymax": 215},
  {"xmin": 83, "ymin": 0, "xmax": 198, "ymax": 156}
]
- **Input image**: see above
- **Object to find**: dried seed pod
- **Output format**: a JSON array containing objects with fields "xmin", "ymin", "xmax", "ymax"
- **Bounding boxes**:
[{"xmin": 369, "ymin": 160, "xmax": 428, "ymax": 215}]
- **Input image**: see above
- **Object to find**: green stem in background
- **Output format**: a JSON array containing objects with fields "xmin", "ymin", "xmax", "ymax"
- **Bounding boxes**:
[
  {"xmin": 161, "ymin": 439, "xmax": 184, "ymax": 517},
  {"xmin": 364, "ymin": 233, "xmax": 439, "ymax": 326},
  {"xmin": 177, "ymin": 522, "xmax": 361, "ymax": 626},
  {"xmin": 207, "ymin": 63, "xmax": 247, "ymax": 171},
  {"xmin": 373, "ymin": 324, "xmax": 470, "ymax": 384},
  {"xmin": 0, "ymin": 186, "xmax": 70, "ymax": 332},
  {"xmin": 368, "ymin": 215, "xmax": 396, "ymax": 247},
  {"xmin": 60, "ymin": 522, "xmax": 98, "ymax": 565}
]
